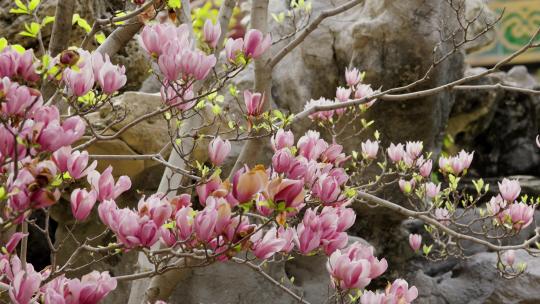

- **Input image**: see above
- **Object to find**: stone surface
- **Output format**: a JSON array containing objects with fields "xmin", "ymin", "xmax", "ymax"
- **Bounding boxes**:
[
  {"xmin": 412, "ymin": 250, "xmax": 540, "ymax": 304},
  {"xmin": 448, "ymin": 66, "xmax": 540, "ymax": 177}
]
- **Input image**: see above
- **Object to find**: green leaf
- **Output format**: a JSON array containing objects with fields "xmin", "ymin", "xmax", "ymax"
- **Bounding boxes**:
[
  {"xmin": 42, "ymin": 16, "xmax": 55, "ymax": 26},
  {"xmin": 0, "ymin": 38, "xmax": 7, "ymax": 52},
  {"xmin": 168, "ymin": 0, "xmax": 181, "ymax": 9},
  {"xmin": 0, "ymin": 187, "xmax": 6, "ymax": 201},
  {"xmin": 28, "ymin": 0, "xmax": 40, "ymax": 11},
  {"xmin": 9, "ymin": 8, "xmax": 28, "ymax": 14},
  {"xmin": 19, "ymin": 22, "xmax": 41, "ymax": 38},
  {"xmin": 422, "ymin": 244, "xmax": 433, "ymax": 255},
  {"xmin": 73, "ymin": 14, "xmax": 92, "ymax": 33},
  {"xmin": 95, "ymin": 32, "xmax": 106, "ymax": 44}
]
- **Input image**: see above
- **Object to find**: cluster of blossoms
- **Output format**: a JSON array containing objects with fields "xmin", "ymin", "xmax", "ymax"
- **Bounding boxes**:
[
  {"xmin": 360, "ymin": 279, "xmax": 418, "ymax": 304},
  {"xmin": 1, "ymin": 248, "xmax": 116, "ymax": 304},
  {"xmin": 487, "ymin": 179, "xmax": 535, "ymax": 231},
  {"xmin": 0, "ymin": 41, "xmax": 129, "ymax": 303},
  {"xmin": 139, "ymin": 22, "xmax": 270, "ymax": 113},
  {"xmin": 0, "ymin": 47, "xmax": 39, "ymax": 83},
  {"xmin": 304, "ymin": 67, "xmax": 378, "ymax": 121},
  {"xmin": 62, "ymin": 50, "xmax": 127, "ymax": 96}
]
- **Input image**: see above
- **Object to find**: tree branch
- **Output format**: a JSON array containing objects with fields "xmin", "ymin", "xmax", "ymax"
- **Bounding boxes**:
[{"xmin": 269, "ymin": 0, "xmax": 363, "ymax": 68}]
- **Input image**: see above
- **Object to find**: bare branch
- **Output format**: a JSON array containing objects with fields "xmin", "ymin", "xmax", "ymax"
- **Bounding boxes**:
[{"xmin": 269, "ymin": 0, "xmax": 363, "ymax": 68}]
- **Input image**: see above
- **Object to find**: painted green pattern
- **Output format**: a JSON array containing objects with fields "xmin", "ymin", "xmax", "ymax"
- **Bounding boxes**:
[{"xmin": 468, "ymin": 0, "xmax": 540, "ymax": 65}]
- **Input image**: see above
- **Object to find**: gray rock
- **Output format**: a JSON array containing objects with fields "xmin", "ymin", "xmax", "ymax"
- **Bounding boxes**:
[{"xmin": 412, "ymin": 250, "xmax": 540, "ymax": 304}]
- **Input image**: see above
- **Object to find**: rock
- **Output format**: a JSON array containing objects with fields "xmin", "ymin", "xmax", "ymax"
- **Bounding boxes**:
[
  {"xmin": 412, "ymin": 250, "xmax": 540, "ymax": 303},
  {"xmin": 448, "ymin": 66, "xmax": 540, "ymax": 177}
]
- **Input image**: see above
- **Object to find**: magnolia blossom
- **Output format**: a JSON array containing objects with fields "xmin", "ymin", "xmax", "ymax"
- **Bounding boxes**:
[
  {"xmin": 305, "ymin": 98, "xmax": 335, "ymax": 121},
  {"xmin": 64, "ymin": 65, "xmax": 94, "ymax": 96},
  {"xmin": 251, "ymin": 227, "xmax": 287, "ymax": 259},
  {"xmin": 387, "ymin": 143, "xmax": 405, "ymax": 163},
  {"xmin": 70, "ymin": 188, "xmax": 98, "ymax": 221},
  {"xmin": 326, "ymin": 242, "xmax": 387, "ymax": 290},
  {"xmin": 95, "ymin": 60, "xmax": 127, "ymax": 94},
  {"xmin": 244, "ymin": 90, "xmax": 265, "ymax": 116},
  {"xmin": 87, "ymin": 166, "xmax": 131, "ymax": 202},
  {"xmin": 272, "ymin": 148, "xmax": 294, "ymax": 173},
  {"xmin": 498, "ymin": 178, "xmax": 521, "ymax": 202},
  {"xmin": 160, "ymin": 82, "xmax": 195, "ymax": 111},
  {"xmin": 271, "ymin": 129, "xmax": 294, "ymax": 151},
  {"xmin": 208, "ymin": 136, "xmax": 231, "ymax": 166},
  {"xmin": 408, "ymin": 234, "xmax": 422, "ymax": 251},
  {"xmin": 361, "ymin": 140, "xmax": 379, "ymax": 159},
  {"xmin": 405, "ymin": 141, "xmax": 423, "ymax": 159},
  {"xmin": 434, "ymin": 208, "xmax": 450, "ymax": 226},
  {"xmin": 52, "ymin": 147, "xmax": 97, "ymax": 179},
  {"xmin": 225, "ymin": 38, "xmax": 244, "ymax": 62},
  {"xmin": 355, "ymin": 84, "xmax": 377, "ymax": 110},
  {"xmin": 231, "ymin": 166, "xmax": 269, "ymax": 203},
  {"xmin": 345, "ymin": 67, "xmax": 361, "ymax": 87},
  {"xmin": 399, "ymin": 179, "xmax": 415, "ymax": 194},
  {"xmin": 499, "ymin": 202, "xmax": 535, "ymax": 231},
  {"xmin": 419, "ymin": 159, "xmax": 432, "ymax": 177},
  {"xmin": 243, "ymin": 29, "xmax": 271, "ymax": 59},
  {"xmin": 203, "ymin": 19, "xmax": 221, "ymax": 48},
  {"xmin": 424, "ymin": 182, "xmax": 440, "ymax": 199}
]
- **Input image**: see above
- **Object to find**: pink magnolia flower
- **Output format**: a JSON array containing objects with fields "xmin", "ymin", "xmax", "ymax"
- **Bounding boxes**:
[
  {"xmin": 321, "ymin": 144, "xmax": 345, "ymax": 164},
  {"xmin": 96, "ymin": 61, "xmax": 126, "ymax": 94},
  {"xmin": 137, "ymin": 194, "xmax": 173, "ymax": 227},
  {"xmin": 179, "ymin": 50, "xmax": 216, "ymax": 80},
  {"xmin": 360, "ymin": 291, "xmax": 386, "ymax": 304},
  {"xmin": 278, "ymin": 227, "xmax": 296, "ymax": 253},
  {"xmin": 225, "ymin": 38, "xmax": 244, "ymax": 62},
  {"xmin": 387, "ymin": 143, "xmax": 405, "ymax": 163},
  {"xmin": 251, "ymin": 227, "xmax": 287, "ymax": 259},
  {"xmin": 0, "ymin": 49, "xmax": 17, "ymax": 78},
  {"xmin": 9, "ymin": 267, "xmax": 42, "ymax": 304},
  {"xmin": 160, "ymin": 82, "xmax": 195, "ymax": 111},
  {"xmin": 335, "ymin": 86, "xmax": 351, "ymax": 102},
  {"xmin": 500, "ymin": 202, "xmax": 535, "ymax": 231},
  {"xmin": 405, "ymin": 141, "xmax": 423, "ymax": 159},
  {"xmin": 87, "ymin": 166, "xmax": 131, "ymax": 202},
  {"xmin": 399, "ymin": 179, "xmax": 415, "ymax": 194},
  {"xmin": 244, "ymin": 90, "xmax": 265, "ymax": 116},
  {"xmin": 71, "ymin": 188, "xmax": 98, "ymax": 221},
  {"xmin": 305, "ymin": 98, "xmax": 335, "ymax": 121},
  {"xmin": 312, "ymin": 174, "xmax": 342, "ymax": 204},
  {"xmin": 243, "ymin": 29, "xmax": 271, "ymax": 59},
  {"xmin": 272, "ymin": 148, "xmax": 294, "ymax": 174},
  {"xmin": 425, "ymin": 182, "xmax": 440, "ymax": 199},
  {"xmin": 287, "ymin": 157, "xmax": 308, "ymax": 180},
  {"xmin": 195, "ymin": 177, "xmax": 225, "ymax": 206},
  {"xmin": 116, "ymin": 210, "xmax": 160, "ymax": 248},
  {"xmin": 266, "ymin": 178, "xmax": 305, "ymax": 209},
  {"xmin": 498, "ymin": 178, "xmax": 521, "ymax": 202},
  {"xmin": 419, "ymin": 159, "xmax": 433, "ymax": 177},
  {"xmin": 194, "ymin": 207, "xmax": 218, "ymax": 242},
  {"xmin": 52, "ymin": 147, "xmax": 97, "ymax": 179},
  {"xmin": 176, "ymin": 206, "xmax": 195, "ymax": 241},
  {"xmin": 97, "ymin": 200, "xmax": 120, "ymax": 231},
  {"xmin": 386, "ymin": 279, "xmax": 419, "ymax": 304},
  {"xmin": 355, "ymin": 84, "xmax": 377, "ymax": 110},
  {"xmin": 295, "ymin": 222, "xmax": 322, "ymax": 254},
  {"xmin": 66, "ymin": 271, "xmax": 117, "ymax": 304},
  {"xmin": 3, "ymin": 82, "xmax": 36, "ymax": 116},
  {"xmin": 38, "ymin": 116, "xmax": 86, "ymax": 152},
  {"xmin": 434, "ymin": 208, "xmax": 450, "ymax": 226},
  {"xmin": 158, "ymin": 52, "xmax": 182, "ymax": 81},
  {"xmin": 64, "ymin": 65, "xmax": 95, "ymax": 96},
  {"xmin": 271, "ymin": 129, "xmax": 294, "ymax": 151},
  {"xmin": 17, "ymin": 50, "xmax": 39, "ymax": 82},
  {"xmin": 5, "ymin": 232, "xmax": 27, "ymax": 254},
  {"xmin": 345, "ymin": 67, "xmax": 361, "ymax": 87},
  {"xmin": 232, "ymin": 166, "xmax": 269, "ymax": 203},
  {"xmin": 203, "ymin": 19, "xmax": 221, "ymax": 48},
  {"xmin": 139, "ymin": 23, "xmax": 189, "ymax": 57},
  {"xmin": 208, "ymin": 136, "xmax": 231, "ymax": 166},
  {"xmin": 361, "ymin": 140, "xmax": 379, "ymax": 159},
  {"xmin": 408, "ymin": 234, "xmax": 422, "ymax": 251},
  {"xmin": 326, "ymin": 247, "xmax": 372, "ymax": 290},
  {"xmin": 297, "ymin": 130, "xmax": 328, "ymax": 161},
  {"xmin": 487, "ymin": 195, "xmax": 505, "ymax": 216}
]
